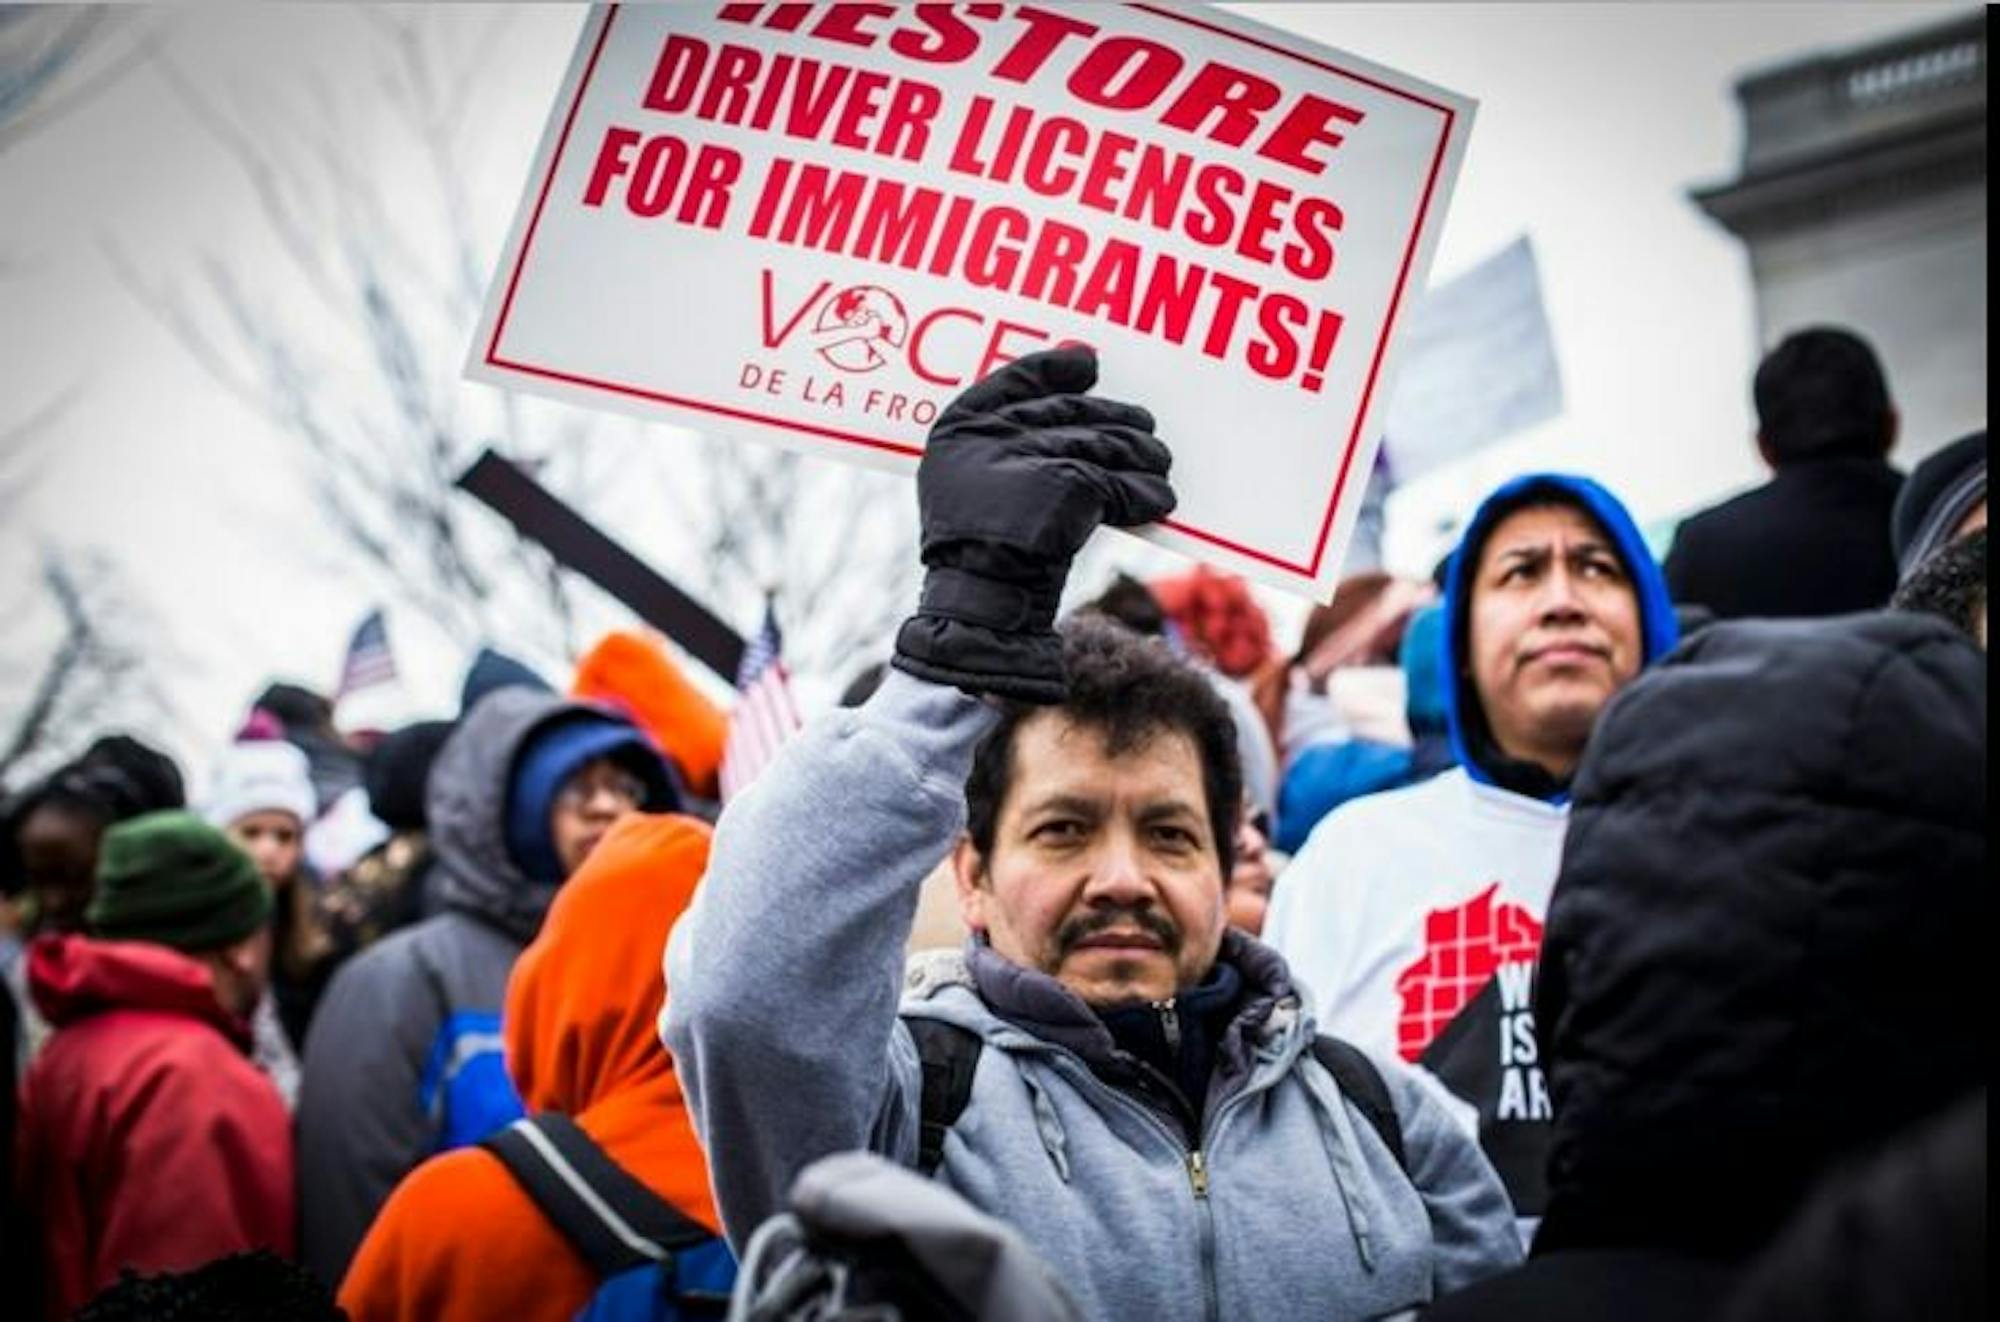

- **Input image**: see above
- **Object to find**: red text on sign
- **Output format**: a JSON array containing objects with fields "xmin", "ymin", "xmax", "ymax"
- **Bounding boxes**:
[
  {"xmin": 642, "ymin": 35, "xmax": 942, "ymax": 161},
  {"xmin": 755, "ymin": 268, "xmax": 1063, "ymax": 390},
  {"xmin": 746, "ymin": 162, "xmax": 1344, "ymax": 393},
  {"xmin": 946, "ymin": 97, "xmax": 1341, "ymax": 281},
  {"xmin": 714, "ymin": 3, "xmax": 1366, "ymax": 176},
  {"xmin": 582, "ymin": 129, "xmax": 742, "ymax": 225}
]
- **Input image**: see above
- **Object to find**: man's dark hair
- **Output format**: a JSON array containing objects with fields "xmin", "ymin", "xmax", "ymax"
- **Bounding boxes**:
[
  {"xmin": 964, "ymin": 615, "xmax": 1242, "ymax": 877},
  {"xmin": 252, "ymin": 682, "xmax": 336, "ymax": 735},
  {"xmin": 1753, "ymin": 327, "xmax": 1893, "ymax": 464},
  {"xmin": 1890, "ymin": 528, "xmax": 1986, "ymax": 642},
  {"xmin": 1076, "ymin": 573, "xmax": 1167, "ymax": 638}
]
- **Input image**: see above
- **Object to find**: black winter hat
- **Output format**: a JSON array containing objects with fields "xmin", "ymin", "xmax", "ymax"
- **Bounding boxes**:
[
  {"xmin": 66, "ymin": 734, "xmax": 187, "ymax": 818},
  {"xmin": 1892, "ymin": 429, "xmax": 1986, "ymax": 580},
  {"xmin": 252, "ymin": 682, "xmax": 336, "ymax": 735},
  {"xmin": 362, "ymin": 720, "xmax": 456, "ymax": 832},
  {"xmin": 2, "ymin": 734, "xmax": 187, "ymax": 895},
  {"xmin": 459, "ymin": 647, "xmax": 552, "ymax": 714}
]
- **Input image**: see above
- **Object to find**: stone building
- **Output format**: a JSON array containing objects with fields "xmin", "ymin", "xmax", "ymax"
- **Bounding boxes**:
[{"xmin": 1692, "ymin": 12, "xmax": 1986, "ymax": 461}]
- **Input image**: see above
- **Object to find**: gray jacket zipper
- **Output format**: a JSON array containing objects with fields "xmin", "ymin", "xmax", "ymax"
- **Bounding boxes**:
[
  {"xmin": 1024, "ymin": 1042, "xmax": 1287, "ymax": 1322},
  {"xmin": 1187, "ymin": 1148, "xmax": 1219, "ymax": 1322}
]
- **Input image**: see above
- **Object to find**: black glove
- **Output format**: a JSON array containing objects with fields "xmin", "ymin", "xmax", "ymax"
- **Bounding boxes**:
[{"xmin": 893, "ymin": 345, "xmax": 1175, "ymax": 703}]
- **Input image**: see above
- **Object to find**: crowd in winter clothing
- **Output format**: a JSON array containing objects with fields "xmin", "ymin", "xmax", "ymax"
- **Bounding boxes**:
[{"xmin": 0, "ymin": 323, "xmax": 1986, "ymax": 1319}]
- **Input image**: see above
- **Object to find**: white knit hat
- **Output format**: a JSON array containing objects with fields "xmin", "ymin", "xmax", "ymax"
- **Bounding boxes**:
[{"xmin": 203, "ymin": 740, "xmax": 317, "ymax": 830}]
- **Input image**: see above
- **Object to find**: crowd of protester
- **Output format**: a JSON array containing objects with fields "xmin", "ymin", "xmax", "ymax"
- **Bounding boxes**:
[{"xmin": 0, "ymin": 324, "xmax": 1985, "ymax": 1319}]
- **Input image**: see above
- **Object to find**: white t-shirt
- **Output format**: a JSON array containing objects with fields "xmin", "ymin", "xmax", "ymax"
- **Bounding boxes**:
[{"xmin": 1264, "ymin": 767, "xmax": 1567, "ymax": 1221}]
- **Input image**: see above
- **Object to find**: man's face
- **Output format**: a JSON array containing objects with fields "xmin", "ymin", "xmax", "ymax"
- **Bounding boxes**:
[
  {"xmin": 227, "ymin": 810, "xmax": 304, "ymax": 890},
  {"xmin": 955, "ymin": 713, "xmax": 1226, "ymax": 1007},
  {"xmin": 19, "ymin": 802, "xmax": 103, "ymax": 934},
  {"xmin": 1468, "ymin": 503, "xmax": 1643, "ymax": 776},
  {"xmin": 1224, "ymin": 810, "xmax": 1275, "ymax": 938},
  {"xmin": 201, "ymin": 924, "xmax": 274, "ymax": 1021},
  {"xmin": 548, "ymin": 755, "xmax": 646, "ymax": 878}
]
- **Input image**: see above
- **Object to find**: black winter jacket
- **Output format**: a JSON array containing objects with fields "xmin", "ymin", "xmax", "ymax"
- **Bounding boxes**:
[
  {"xmin": 1664, "ymin": 457, "xmax": 1903, "ymax": 619},
  {"xmin": 1425, "ymin": 611, "xmax": 1986, "ymax": 1320},
  {"xmin": 1538, "ymin": 609, "xmax": 1984, "ymax": 1253},
  {"xmin": 1721, "ymin": 1089, "xmax": 1986, "ymax": 1322}
]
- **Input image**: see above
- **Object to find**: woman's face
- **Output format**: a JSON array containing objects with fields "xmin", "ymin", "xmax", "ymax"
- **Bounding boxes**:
[{"xmin": 19, "ymin": 801, "xmax": 106, "ymax": 933}]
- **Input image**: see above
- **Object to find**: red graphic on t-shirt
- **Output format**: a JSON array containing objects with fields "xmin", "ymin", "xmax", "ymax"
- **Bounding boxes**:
[{"xmin": 1393, "ymin": 883, "xmax": 1545, "ymax": 1061}]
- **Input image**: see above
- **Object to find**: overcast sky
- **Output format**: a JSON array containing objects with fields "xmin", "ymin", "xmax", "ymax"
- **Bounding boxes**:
[{"xmin": 0, "ymin": 2, "xmax": 1979, "ymax": 786}]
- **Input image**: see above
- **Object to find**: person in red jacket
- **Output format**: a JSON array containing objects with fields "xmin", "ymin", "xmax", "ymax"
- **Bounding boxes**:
[
  {"xmin": 16, "ymin": 810, "xmax": 293, "ymax": 1320},
  {"xmin": 338, "ymin": 810, "xmax": 721, "ymax": 1321}
]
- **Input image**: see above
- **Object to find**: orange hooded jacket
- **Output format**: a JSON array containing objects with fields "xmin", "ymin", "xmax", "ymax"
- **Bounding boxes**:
[
  {"xmin": 338, "ymin": 813, "xmax": 719, "ymax": 1321},
  {"xmin": 572, "ymin": 630, "xmax": 728, "ymax": 801}
]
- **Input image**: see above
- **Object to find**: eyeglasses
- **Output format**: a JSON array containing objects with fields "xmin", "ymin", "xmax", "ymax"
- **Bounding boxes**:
[{"xmin": 555, "ymin": 766, "xmax": 648, "ymax": 811}]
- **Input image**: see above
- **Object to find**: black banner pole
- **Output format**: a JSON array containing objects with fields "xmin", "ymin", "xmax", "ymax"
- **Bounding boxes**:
[{"xmin": 454, "ymin": 449, "xmax": 746, "ymax": 681}]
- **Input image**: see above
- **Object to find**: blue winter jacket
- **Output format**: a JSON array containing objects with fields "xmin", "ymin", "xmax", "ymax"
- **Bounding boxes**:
[{"xmin": 1275, "ymin": 604, "xmax": 1455, "ymax": 853}]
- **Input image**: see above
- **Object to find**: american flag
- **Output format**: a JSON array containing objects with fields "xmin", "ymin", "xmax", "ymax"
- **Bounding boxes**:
[
  {"xmin": 718, "ymin": 602, "xmax": 803, "ymax": 803},
  {"xmin": 334, "ymin": 608, "xmax": 398, "ymax": 699}
]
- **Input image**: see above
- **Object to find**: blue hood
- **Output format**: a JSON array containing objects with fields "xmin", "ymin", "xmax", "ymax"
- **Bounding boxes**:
[{"xmin": 1438, "ymin": 473, "xmax": 1678, "ymax": 801}]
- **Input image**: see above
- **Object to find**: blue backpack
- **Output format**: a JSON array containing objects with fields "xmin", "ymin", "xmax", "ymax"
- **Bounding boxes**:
[{"xmin": 482, "ymin": 1113, "xmax": 737, "ymax": 1321}]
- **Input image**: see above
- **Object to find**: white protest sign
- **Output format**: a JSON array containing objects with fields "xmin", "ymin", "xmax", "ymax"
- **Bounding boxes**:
[
  {"xmin": 1383, "ymin": 235, "xmax": 1563, "ymax": 483},
  {"xmin": 468, "ymin": 3, "xmax": 1474, "ymax": 601}
]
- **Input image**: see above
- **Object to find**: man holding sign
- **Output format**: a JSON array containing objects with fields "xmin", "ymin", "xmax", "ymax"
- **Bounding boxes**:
[{"xmin": 664, "ymin": 346, "xmax": 1520, "ymax": 1319}]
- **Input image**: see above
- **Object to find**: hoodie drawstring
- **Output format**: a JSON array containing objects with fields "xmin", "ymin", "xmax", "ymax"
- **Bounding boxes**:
[
  {"xmin": 1020, "ymin": 1070, "xmax": 1073, "ymax": 1183},
  {"xmin": 1300, "ymin": 1053, "xmax": 1378, "ymax": 1272}
]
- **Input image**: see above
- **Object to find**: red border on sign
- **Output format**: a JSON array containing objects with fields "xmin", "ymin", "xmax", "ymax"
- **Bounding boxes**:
[{"xmin": 484, "ymin": 4, "xmax": 1457, "ymax": 578}]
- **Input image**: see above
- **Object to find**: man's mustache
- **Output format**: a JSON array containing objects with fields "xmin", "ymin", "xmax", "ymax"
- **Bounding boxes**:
[{"xmin": 1055, "ymin": 906, "xmax": 1182, "ymax": 959}]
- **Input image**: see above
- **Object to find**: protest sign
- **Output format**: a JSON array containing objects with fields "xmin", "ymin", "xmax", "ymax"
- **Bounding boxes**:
[
  {"xmin": 1382, "ymin": 235, "xmax": 1563, "ymax": 483},
  {"xmin": 468, "ymin": 4, "xmax": 1475, "ymax": 601}
]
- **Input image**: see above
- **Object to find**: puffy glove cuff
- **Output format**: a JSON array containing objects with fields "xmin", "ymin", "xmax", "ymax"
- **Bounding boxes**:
[
  {"xmin": 891, "ymin": 615, "xmax": 1066, "ymax": 704},
  {"xmin": 892, "ymin": 566, "xmax": 1068, "ymax": 703},
  {"xmin": 915, "ymin": 566, "xmax": 1051, "ymax": 633}
]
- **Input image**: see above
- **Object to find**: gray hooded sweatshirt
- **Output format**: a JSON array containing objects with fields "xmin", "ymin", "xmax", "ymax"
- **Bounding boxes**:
[
  {"xmin": 297, "ymin": 688, "xmax": 635, "ymax": 1288},
  {"xmin": 664, "ymin": 670, "xmax": 1520, "ymax": 1321}
]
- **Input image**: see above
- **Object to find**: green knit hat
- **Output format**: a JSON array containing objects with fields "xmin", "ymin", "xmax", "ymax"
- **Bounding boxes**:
[{"xmin": 86, "ymin": 810, "xmax": 272, "ymax": 952}]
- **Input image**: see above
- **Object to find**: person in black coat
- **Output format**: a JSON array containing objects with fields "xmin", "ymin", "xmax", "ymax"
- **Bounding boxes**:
[
  {"xmin": 1664, "ymin": 327, "xmax": 1904, "ymax": 619},
  {"xmin": 1890, "ymin": 429, "xmax": 1985, "ymax": 582},
  {"xmin": 1422, "ymin": 610, "xmax": 1986, "ymax": 1320},
  {"xmin": 1720, "ymin": 1089, "xmax": 1985, "ymax": 1322}
]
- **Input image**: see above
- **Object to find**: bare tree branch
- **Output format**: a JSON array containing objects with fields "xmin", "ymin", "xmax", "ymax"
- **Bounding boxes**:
[
  {"xmin": 0, "ymin": 560, "xmax": 95, "ymax": 776},
  {"xmin": 117, "ymin": 9, "xmax": 913, "ymax": 696},
  {"xmin": 0, "ymin": 9, "xmax": 154, "ymax": 159},
  {"xmin": 0, "ymin": 552, "xmax": 177, "ymax": 789}
]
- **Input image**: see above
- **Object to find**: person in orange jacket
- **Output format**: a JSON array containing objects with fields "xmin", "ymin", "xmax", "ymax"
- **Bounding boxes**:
[
  {"xmin": 571, "ymin": 630, "xmax": 728, "ymax": 805},
  {"xmin": 338, "ymin": 811, "xmax": 721, "ymax": 1321}
]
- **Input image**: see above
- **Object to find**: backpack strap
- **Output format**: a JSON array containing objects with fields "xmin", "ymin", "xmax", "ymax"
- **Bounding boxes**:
[
  {"xmin": 1309, "ymin": 1036, "xmax": 1408, "ymax": 1174},
  {"xmin": 482, "ymin": 1113, "xmax": 715, "ymax": 1279},
  {"xmin": 906, "ymin": 1016, "xmax": 983, "ymax": 1178}
]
